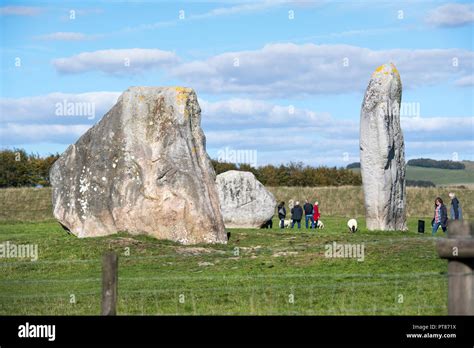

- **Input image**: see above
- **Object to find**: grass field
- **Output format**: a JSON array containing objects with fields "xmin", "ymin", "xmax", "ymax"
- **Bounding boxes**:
[
  {"xmin": 1, "ymin": 186, "xmax": 472, "ymax": 222},
  {"xmin": 0, "ymin": 217, "xmax": 448, "ymax": 315},
  {"xmin": 405, "ymin": 165, "xmax": 474, "ymax": 186},
  {"xmin": 0, "ymin": 186, "xmax": 460, "ymax": 315},
  {"xmin": 351, "ymin": 162, "xmax": 474, "ymax": 187}
]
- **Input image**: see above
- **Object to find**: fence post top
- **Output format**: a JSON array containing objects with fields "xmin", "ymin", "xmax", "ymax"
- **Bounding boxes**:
[{"xmin": 447, "ymin": 220, "xmax": 473, "ymax": 239}]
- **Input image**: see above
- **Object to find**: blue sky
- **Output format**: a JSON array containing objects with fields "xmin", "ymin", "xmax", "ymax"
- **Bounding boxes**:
[{"xmin": 0, "ymin": 0, "xmax": 473, "ymax": 166}]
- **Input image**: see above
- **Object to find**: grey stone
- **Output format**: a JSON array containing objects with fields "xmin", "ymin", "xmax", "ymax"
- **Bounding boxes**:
[
  {"xmin": 360, "ymin": 63, "xmax": 407, "ymax": 231},
  {"xmin": 216, "ymin": 170, "xmax": 276, "ymax": 228},
  {"xmin": 50, "ymin": 86, "xmax": 227, "ymax": 244}
]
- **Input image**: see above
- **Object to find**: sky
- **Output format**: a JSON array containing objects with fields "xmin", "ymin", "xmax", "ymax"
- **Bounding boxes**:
[{"xmin": 0, "ymin": 0, "xmax": 473, "ymax": 167}]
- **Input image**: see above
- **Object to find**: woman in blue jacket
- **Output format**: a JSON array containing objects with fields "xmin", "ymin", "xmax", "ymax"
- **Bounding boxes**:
[{"xmin": 448, "ymin": 192, "xmax": 462, "ymax": 220}]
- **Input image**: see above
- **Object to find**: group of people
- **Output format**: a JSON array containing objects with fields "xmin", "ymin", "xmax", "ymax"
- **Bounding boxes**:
[
  {"xmin": 270, "ymin": 192, "xmax": 463, "ymax": 234},
  {"xmin": 277, "ymin": 200, "xmax": 320, "ymax": 229},
  {"xmin": 432, "ymin": 192, "xmax": 463, "ymax": 236}
]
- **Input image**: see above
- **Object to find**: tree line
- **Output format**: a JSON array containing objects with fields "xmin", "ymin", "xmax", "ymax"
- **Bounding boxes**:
[
  {"xmin": 0, "ymin": 149, "xmax": 362, "ymax": 188},
  {"xmin": 0, "ymin": 149, "xmax": 59, "ymax": 188},
  {"xmin": 406, "ymin": 158, "xmax": 465, "ymax": 170},
  {"xmin": 211, "ymin": 160, "xmax": 362, "ymax": 186}
]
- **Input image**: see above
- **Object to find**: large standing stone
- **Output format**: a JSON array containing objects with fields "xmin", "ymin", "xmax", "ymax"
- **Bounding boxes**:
[
  {"xmin": 216, "ymin": 170, "xmax": 276, "ymax": 228},
  {"xmin": 360, "ymin": 63, "xmax": 407, "ymax": 231},
  {"xmin": 50, "ymin": 86, "xmax": 227, "ymax": 244}
]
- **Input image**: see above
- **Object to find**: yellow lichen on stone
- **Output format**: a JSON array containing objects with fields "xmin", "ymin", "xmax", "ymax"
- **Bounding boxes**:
[
  {"xmin": 174, "ymin": 86, "xmax": 189, "ymax": 92},
  {"xmin": 372, "ymin": 63, "xmax": 400, "ymax": 80},
  {"xmin": 375, "ymin": 65, "xmax": 384, "ymax": 73},
  {"xmin": 372, "ymin": 64, "xmax": 386, "ymax": 77},
  {"xmin": 391, "ymin": 64, "xmax": 401, "ymax": 80},
  {"xmin": 174, "ymin": 87, "xmax": 191, "ymax": 118}
]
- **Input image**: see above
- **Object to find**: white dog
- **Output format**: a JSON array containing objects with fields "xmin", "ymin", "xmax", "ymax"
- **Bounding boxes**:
[
  {"xmin": 347, "ymin": 218, "xmax": 358, "ymax": 233},
  {"xmin": 284, "ymin": 219, "xmax": 292, "ymax": 228},
  {"xmin": 315, "ymin": 220, "xmax": 324, "ymax": 229}
]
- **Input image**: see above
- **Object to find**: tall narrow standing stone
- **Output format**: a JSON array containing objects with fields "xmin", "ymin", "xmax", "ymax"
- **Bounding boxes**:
[{"xmin": 360, "ymin": 63, "xmax": 407, "ymax": 231}]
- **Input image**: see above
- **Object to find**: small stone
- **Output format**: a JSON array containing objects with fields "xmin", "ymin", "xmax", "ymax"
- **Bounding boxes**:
[{"xmin": 216, "ymin": 170, "xmax": 276, "ymax": 228}]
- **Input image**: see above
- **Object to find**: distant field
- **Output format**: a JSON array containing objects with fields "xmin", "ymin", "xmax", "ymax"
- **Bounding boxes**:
[
  {"xmin": 351, "ymin": 162, "xmax": 474, "ymax": 186},
  {"xmin": 405, "ymin": 165, "xmax": 474, "ymax": 186},
  {"xmin": 1, "ymin": 186, "xmax": 472, "ymax": 222}
]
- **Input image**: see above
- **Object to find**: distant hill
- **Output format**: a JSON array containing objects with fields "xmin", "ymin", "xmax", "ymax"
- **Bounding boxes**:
[
  {"xmin": 407, "ymin": 158, "xmax": 465, "ymax": 170},
  {"xmin": 349, "ymin": 161, "xmax": 474, "ymax": 186}
]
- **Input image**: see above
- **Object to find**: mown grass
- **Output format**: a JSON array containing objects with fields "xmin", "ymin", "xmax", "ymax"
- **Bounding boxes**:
[{"xmin": 0, "ymin": 216, "xmax": 448, "ymax": 315}]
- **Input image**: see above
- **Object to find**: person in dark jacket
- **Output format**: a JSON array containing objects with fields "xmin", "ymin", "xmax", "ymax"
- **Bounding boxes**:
[
  {"xmin": 303, "ymin": 199, "xmax": 314, "ymax": 229},
  {"xmin": 277, "ymin": 202, "xmax": 286, "ymax": 229},
  {"xmin": 448, "ymin": 192, "xmax": 462, "ymax": 220},
  {"xmin": 291, "ymin": 201, "xmax": 303, "ymax": 229},
  {"xmin": 432, "ymin": 197, "xmax": 448, "ymax": 235}
]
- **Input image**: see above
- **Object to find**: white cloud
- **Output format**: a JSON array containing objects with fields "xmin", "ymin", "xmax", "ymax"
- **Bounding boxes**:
[
  {"xmin": 2, "ymin": 92, "xmax": 472, "ymax": 165},
  {"xmin": 121, "ymin": 0, "xmax": 291, "ymax": 33},
  {"xmin": 189, "ymin": 0, "xmax": 286, "ymax": 20},
  {"xmin": 401, "ymin": 116, "xmax": 473, "ymax": 133},
  {"xmin": 199, "ymin": 98, "xmax": 332, "ymax": 128},
  {"xmin": 426, "ymin": 3, "xmax": 474, "ymax": 27},
  {"xmin": 0, "ymin": 6, "xmax": 42, "ymax": 16},
  {"xmin": 36, "ymin": 32, "xmax": 99, "ymax": 41},
  {"xmin": 171, "ymin": 43, "xmax": 474, "ymax": 97},
  {"xmin": 0, "ymin": 123, "xmax": 90, "ymax": 145},
  {"xmin": 53, "ymin": 49, "xmax": 179, "ymax": 74},
  {"xmin": 49, "ymin": 44, "xmax": 473, "ymax": 94},
  {"xmin": 60, "ymin": 8, "xmax": 103, "ymax": 19},
  {"xmin": 0, "ymin": 91, "xmax": 120, "ymax": 124},
  {"xmin": 455, "ymin": 75, "xmax": 474, "ymax": 87}
]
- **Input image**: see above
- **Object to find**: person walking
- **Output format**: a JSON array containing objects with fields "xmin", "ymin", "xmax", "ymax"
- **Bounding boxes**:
[
  {"xmin": 448, "ymin": 192, "xmax": 463, "ymax": 221},
  {"xmin": 313, "ymin": 201, "xmax": 321, "ymax": 229},
  {"xmin": 291, "ymin": 201, "xmax": 303, "ymax": 229},
  {"xmin": 432, "ymin": 197, "xmax": 448, "ymax": 236},
  {"xmin": 277, "ymin": 202, "xmax": 286, "ymax": 229},
  {"xmin": 303, "ymin": 199, "xmax": 314, "ymax": 228}
]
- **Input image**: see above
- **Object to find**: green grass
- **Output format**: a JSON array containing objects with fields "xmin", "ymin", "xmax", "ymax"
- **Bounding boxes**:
[
  {"xmin": 0, "ymin": 186, "xmax": 461, "ymax": 315},
  {"xmin": 0, "ymin": 217, "xmax": 448, "ymax": 315},
  {"xmin": 351, "ymin": 163, "xmax": 474, "ymax": 186}
]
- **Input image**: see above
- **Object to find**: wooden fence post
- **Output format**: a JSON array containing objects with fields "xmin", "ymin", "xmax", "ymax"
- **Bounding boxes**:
[
  {"xmin": 436, "ymin": 220, "xmax": 474, "ymax": 315},
  {"xmin": 101, "ymin": 251, "xmax": 118, "ymax": 315}
]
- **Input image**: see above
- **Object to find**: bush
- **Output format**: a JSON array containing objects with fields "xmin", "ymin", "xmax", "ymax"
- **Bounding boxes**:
[
  {"xmin": 0, "ymin": 149, "xmax": 59, "ymax": 188},
  {"xmin": 211, "ymin": 160, "xmax": 362, "ymax": 187},
  {"xmin": 0, "ymin": 149, "xmax": 362, "ymax": 188}
]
